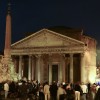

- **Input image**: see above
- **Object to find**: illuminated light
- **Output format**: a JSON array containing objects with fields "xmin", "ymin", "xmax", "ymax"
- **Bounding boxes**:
[
  {"xmin": 95, "ymin": 78, "xmax": 100, "ymax": 83},
  {"xmin": 89, "ymin": 76, "xmax": 95, "ymax": 83},
  {"xmin": 88, "ymin": 67, "xmax": 96, "ymax": 84},
  {"xmin": 62, "ymin": 82, "xmax": 65, "ymax": 85}
]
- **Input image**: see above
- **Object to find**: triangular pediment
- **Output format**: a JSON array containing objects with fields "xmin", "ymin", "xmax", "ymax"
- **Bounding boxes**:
[{"xmin": 11, "ymin": 29, "xmax": 84, "ymax": 48}]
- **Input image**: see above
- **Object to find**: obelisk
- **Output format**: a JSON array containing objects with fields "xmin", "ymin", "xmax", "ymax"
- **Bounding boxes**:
[
  {"xmin": 0, "ymin": 3, "xmax": 18, "ymax": 82},
  {"xmin": 4, "ymin": 3, "xmax": 11, "ymax": 62}
]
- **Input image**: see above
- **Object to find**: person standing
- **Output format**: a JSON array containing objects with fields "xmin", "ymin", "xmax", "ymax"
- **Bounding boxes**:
[
  {"xmin": 91, "ymin": 83, "xmax": 97, "ymax": 100},
  {"xmin": 57, "ymin": 84, "xmax": 66, "ymax": 100},
  {"xmin": 95, "ymin": 87, "xmax": 100, "ymax": 100},
  {"xmin": 49, "ymin": 81, "xmax": 58, "ymax": 100},
  {"xmin": 18, "ymin": 81, "xmax": 28, "ymax": 100},
  {"xmin": 4, "ymin": 81, "xmax": 9, "ymax": 99},
  {"xmin": 74, "ymin": 82, "xmax": 82, "ymax": 100},
  {"xmin": 81, "ymin": 82, "xmax": 88, "ymax": 100},
  {"xmin": 66, "ymin": 83, "xmax": 75, "ymax": 100},
  {"xmin": 44, "ymin": 82, "xmax": 50, "ymax": 100},
  {"xmin": 39, "ymin": 83, "xmax": 45, "ymax": 100}
]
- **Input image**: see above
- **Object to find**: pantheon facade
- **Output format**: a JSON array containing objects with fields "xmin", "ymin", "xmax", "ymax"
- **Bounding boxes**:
[{"xmin": 11, "ymin": 27, "xmax": 97, "ymax": 84}]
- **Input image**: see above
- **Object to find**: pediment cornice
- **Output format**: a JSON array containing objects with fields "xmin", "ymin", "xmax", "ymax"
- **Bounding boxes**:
[{"xmin": 11, "ymin": 29, "xmax": 85, "ymax": 49}]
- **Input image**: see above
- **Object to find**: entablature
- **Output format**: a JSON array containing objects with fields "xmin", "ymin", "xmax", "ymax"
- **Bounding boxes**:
[{"xmin": 11, "ymin": 46, "xmax": 85, "ymax": 55}]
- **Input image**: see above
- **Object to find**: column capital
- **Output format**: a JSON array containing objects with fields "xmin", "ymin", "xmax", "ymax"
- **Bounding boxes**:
[
  {"xmin": 81, "ymin": 53, "xmax": 84, "ymax": 57},
  {"xmin": 48, "ymin": 53, "xmax": 52, "ymax": 56},
  {"xmin": 70, "ymin": 53, "xmax": 74, "ymax": 58},
  {"xmin": 19, "ymin": 55, "xmax": 22, "ymax": 57},
  {"xmin": 35, "ymin": 54, "xmax": 41, "ymax": 58},
  {"xmin": 29, "ymin": 55, "xmax": 32, "ymax": 57},
  {"xmin": 59, "ymin": 53, "xmax": 66, "ymax": 59}
]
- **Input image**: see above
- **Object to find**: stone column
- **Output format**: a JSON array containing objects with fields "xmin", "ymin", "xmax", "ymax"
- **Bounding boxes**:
[
  {"xmin": 58, "ymin": 54, "xmax": 66, "ymax": 82},
  {"xmin": 28, "ymin": 55, "xmax": 32, "ymax": 80},
  {"xmin": 19, "ymin": 55, "xmax": 22, "ymax": 79},
  {"xmin": 70, "ymin": 53, "xmax": 73, "ymax": 83},
  {"xmin": 59, "ymin": 56, "xmax": 63, "ymax": 82},
  {"xmin": 36, "ymin": 55, "xmax": 41, "ymax": 83},
  {"xmin": 49, "ymin": 54, "xmax": 52, "ymax": 85},
  {"xmin": 31, "ymin": 56, "xmax": 35, "ymax": 80},
  {"xmin": 40, "ymin": 56, "xmax": 44, "ymax": 83},
  {"xmin": 62, "ymin": 54, "xmax": 66, "ymax": 82}
]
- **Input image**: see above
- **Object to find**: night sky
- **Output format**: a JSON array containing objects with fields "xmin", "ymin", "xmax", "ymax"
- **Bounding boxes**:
[{"xmin": 0, "ymin": 0, "xmax": 100, "ymax": 51}]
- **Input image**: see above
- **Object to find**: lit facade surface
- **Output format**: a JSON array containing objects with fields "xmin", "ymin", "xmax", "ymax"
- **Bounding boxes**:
[
  {"xmin": 11, "ymin": 28, "xmax": 97, "ymax": 84},
  {"xmin": 96, "ymin": 50, "xmax": 100, "ymax": 83}
]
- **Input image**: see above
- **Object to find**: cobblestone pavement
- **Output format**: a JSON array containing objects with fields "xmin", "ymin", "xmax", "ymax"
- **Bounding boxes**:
[
  {"xmin": 0, "ymin": 92, "xmax": 94, "ymax": 100},
  {"xmin": 80, "ymin": 92, "xmax": 94, "ymax": 100},
  {"xmin": 0, "ymin": 97, "xmax": 94, "ymax": 100}
]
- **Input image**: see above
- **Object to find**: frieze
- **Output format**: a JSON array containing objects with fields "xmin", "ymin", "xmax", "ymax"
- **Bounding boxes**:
[{"xmin": 11, "ymin": 46, "xmax": 84, "ymax": 55}]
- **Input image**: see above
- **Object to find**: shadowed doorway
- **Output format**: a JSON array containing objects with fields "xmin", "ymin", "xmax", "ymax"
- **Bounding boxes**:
[{"xmin": 52, "ymin": 65, "xmax": 58, "ymax": 82}]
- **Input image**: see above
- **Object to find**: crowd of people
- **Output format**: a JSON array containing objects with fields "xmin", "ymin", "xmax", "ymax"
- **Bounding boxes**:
[{"xmin": 0, "ymin": 79, "xmax": 100, "ymax": 100}]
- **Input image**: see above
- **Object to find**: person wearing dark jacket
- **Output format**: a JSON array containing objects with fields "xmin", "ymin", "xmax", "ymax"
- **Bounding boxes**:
[
  {"xmin": 18, "ymin": 81, "xmax": 28, "ymax": 100},
  {"xmin": 66, "ymin": 83, "xmax": 75, "ymax": 100},
  {"xmin": 95, "ymin": 87, "xmax": 100, "ymax": 100},
  {"xmin": 74, "ymin": 82, "xmax": 82, "ymax": 100},
  {"xmin": 49, "ymin": 81, "xmax": 58, "ymax": 100}
]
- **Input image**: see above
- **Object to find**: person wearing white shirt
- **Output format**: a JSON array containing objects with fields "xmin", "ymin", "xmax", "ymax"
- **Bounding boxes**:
[
  {"xmin": 4, "ymin": 82, "xmax": 9, "ymax": 99},
  {"xmin": 81, "ymin": 82, "xmax": 88, "ymax": 100},
  {"xmin": 96, "ymin": 85, "xmax": 100, "ymax": 92}
]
